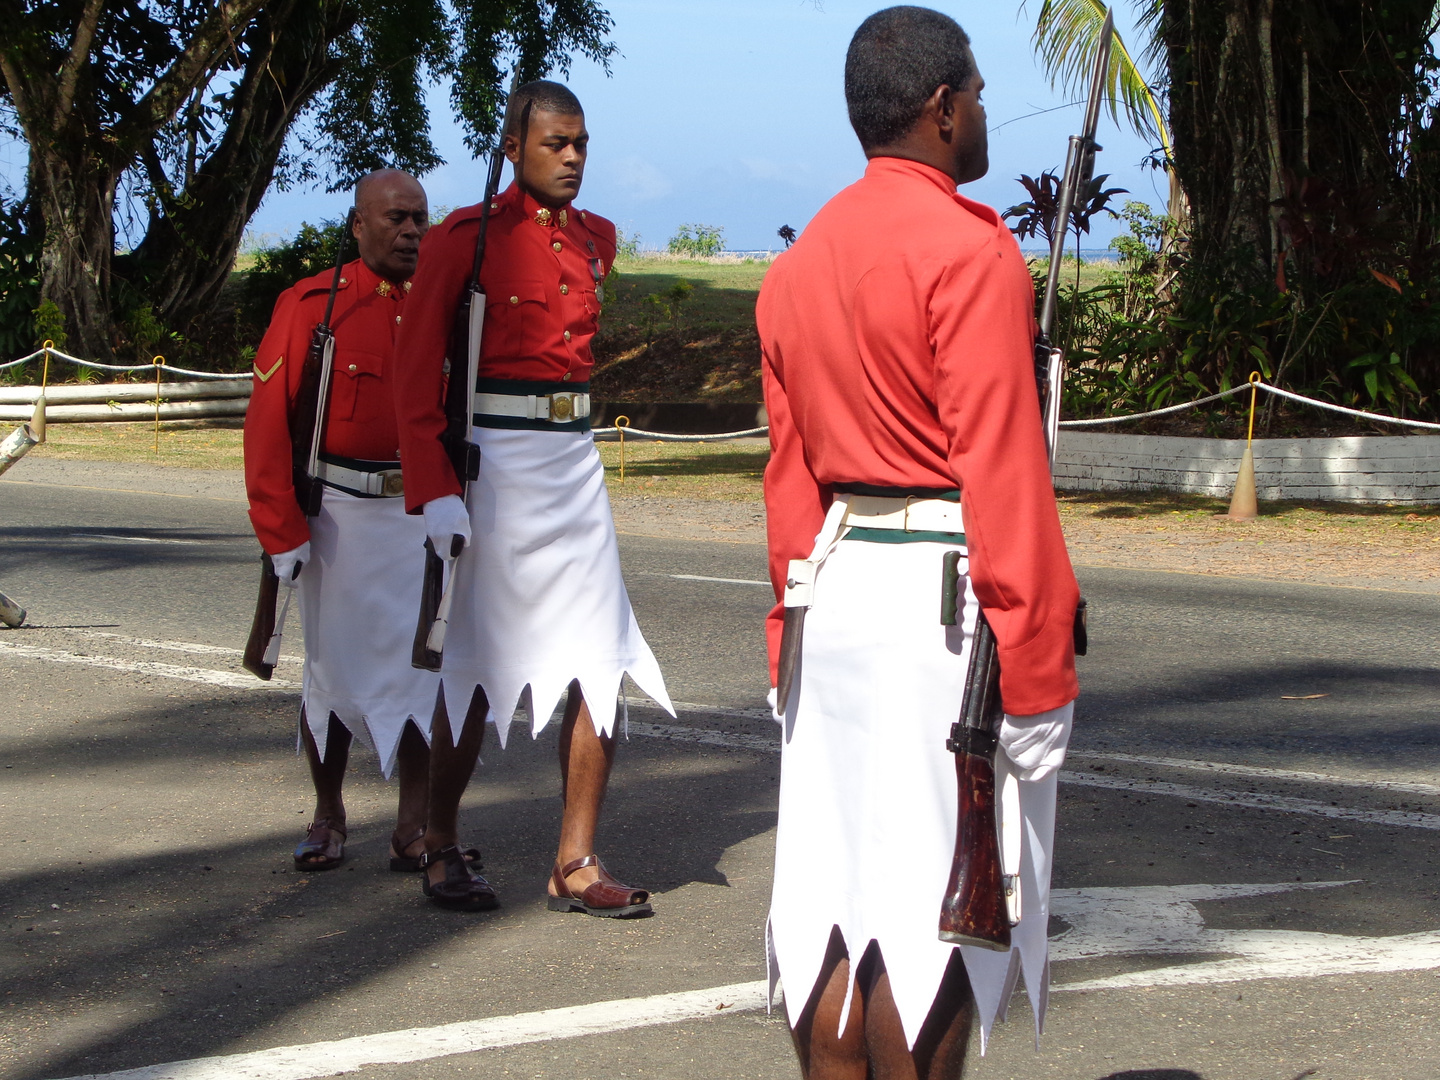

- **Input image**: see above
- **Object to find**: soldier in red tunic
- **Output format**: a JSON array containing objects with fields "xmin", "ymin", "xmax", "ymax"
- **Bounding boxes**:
[
  {"xmin": 395, "ymin": 82, "xmax": 672, "ymax": 913},
  {"xmin": 246, "ymin": 170, "xmax": 481, "ymax": 885},
  {"xmin": 759, "ymin": 9, "xmax": 1080, "ymax": 1078}
]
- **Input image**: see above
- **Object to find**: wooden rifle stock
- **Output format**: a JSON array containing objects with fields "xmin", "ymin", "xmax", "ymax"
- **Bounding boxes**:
[
  {"xmin": 937, "ymin": 8, "xmax": 1111, "ymax": 948},
  {"xmin": 410, "ymin": 85, "xmax": 515, "ymax": 670},
  {"xmin": 938, "ymin": 611, "xmax": 1011, "ymax": 949},
  {"xmin": 244, "ymin": 212, "xmax": 351, "ymax": 678},
  {"xmin": 242, "ymin": 553, "xmax": 282, "ymax": 680}
]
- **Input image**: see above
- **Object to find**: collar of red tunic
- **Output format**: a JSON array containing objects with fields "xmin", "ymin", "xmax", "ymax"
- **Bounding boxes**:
[
  {"xmin": 862, "ymin": 156, "xmax": 1003, "ymax": 229},
  {"xmin": 501, "ymin": 182, "xmax": 573, "ymax": 228},
  {"xmin": 349, "ymin": 256, "xmax": 411, "ymax": 300}
]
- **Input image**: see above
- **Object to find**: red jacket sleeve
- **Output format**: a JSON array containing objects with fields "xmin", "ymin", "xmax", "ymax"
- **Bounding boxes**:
[
  {"xmin": 930, "ymin": 241, "xmax": 1079, "ymax": 716},
  {"xmin": 395, "ymin": 217, "xmax": 475, "ymax": 512},
  {"xmin": 759, "ymin": 317, "xmax": 833, "ymax": 687},
  {"xmin": 243, "ymin": 288, "xmax": 313, "ymax": 554}
]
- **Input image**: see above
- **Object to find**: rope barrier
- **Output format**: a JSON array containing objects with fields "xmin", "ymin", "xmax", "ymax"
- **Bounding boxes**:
[
  {"xmin": 592, "ymin": 424, "xmax": 769, "ymax": 442},
  {"xmin": 1057, "ymin": 379, "xmax": 1440, "ymax": 432},
  {"xmin": 0, "ymin": 345, "xmax": 249, "ymax": 381}
]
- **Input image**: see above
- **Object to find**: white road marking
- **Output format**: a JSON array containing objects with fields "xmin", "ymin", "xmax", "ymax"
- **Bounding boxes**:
[
  {"xmin": 76, "ymin": 630, "xmax": 303, "ymax": 666},
  {"xmin": 668, "ymin": 573, "xmax": 771, "ymax": 586},
  {"xmin": 1069, "ymin": 750, "xmax": 1440, "ymax": 797},
  {"xmin": 1061, "ymin": 770, "xmax": 1440, "ymax": 830},
  {"xmin": 625, "ymin": 718, "xmax": 1440, "ymax": 830},
  {"xmin": 53, "ymin": 979, "xmax": 771, "ymax": 1080},
  {"xmin": 52, "ymin": 882, "xmax": 1440, "ymax": 1079},
  {"xmin": 1051, "ymin": 880, "xmax": 1440, "ymax": 990},
  {"xmin": 68, "ymin": 533, "xmax": 203, "ymax": 546},
  {"xmin": 0, "ymin": 641, "xmax": 298, "ymax": 691}
]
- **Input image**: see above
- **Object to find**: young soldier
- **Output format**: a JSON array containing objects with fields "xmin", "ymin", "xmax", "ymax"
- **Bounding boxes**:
[
  {"xmin": 394, "ymin": 81, "xmax": 672, "ymax": 913},
  {"xmin": 246, "ymin": 170, "xmax": 463, "ymax": 876},
  {"xmin": 758, "ymin": 9, "xmax": 1080, "ymax": 1077}
]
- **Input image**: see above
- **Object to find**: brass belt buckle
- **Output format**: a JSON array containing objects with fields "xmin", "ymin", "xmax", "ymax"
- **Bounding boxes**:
[
  {"xmin": 550, "ymin": 392, "xmax": 575, "ymax": 422},
  {"xmin": 378, "ymin": 470, "xmax": 404, "ymax": 497}
]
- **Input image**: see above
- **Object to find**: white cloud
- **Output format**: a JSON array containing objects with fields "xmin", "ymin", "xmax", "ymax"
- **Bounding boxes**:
[{"xmin": 609, "ymin": 157, "xmax": 673, "ymax": 202}]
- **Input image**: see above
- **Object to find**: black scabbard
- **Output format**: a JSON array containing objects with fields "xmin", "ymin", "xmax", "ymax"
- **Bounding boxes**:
[{"xmin": 412, "ymin": 538, "xmax": 445, "ymax": 672}]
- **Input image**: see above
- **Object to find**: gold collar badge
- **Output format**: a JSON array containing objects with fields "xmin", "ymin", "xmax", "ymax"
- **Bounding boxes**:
[
  {"xmin": 375, "ymin": 280, "xmax": 392, "ymax": 297},
  {"xmin": 558, "ymin": 209, "xmax": 568, "ymax": 228},
  {"xmin": 535, "ymin": 207, "xmax": 552, "ymax": 226}
]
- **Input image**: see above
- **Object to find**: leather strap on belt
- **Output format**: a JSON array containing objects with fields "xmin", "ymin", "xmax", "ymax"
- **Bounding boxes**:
[
  {"xmin": 316, "ymin": 460, "xmax": 404, "ymax": 498},
  {"xmin": 842, "ymin": 494, "xmax": 965, "ymax": 534},
  {"xmin": 473, "ymin": 390, "xmax": 591, "ymax": 423}
]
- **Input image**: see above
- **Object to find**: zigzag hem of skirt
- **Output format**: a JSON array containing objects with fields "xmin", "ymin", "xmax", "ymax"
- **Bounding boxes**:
[
  {"xmin": 437, "ymin": 657, "xmax": 675, "ymax": 748},
  {"xmin": 301, "ymin": 687, "xmax": 438, "ymax": 778}
]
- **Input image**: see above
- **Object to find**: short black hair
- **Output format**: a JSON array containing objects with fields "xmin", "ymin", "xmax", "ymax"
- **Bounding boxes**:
[
  {"xmin": 845, "ymin": 7, "xmax": 974, "ymax": 150},
  {"xmin": 503, "ymin": 80, "xmax": 583, "ymax": 136}
]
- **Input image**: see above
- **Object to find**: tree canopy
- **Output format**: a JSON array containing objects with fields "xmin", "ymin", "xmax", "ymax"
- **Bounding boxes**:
[{"xmin": 0, "ymin": 0, "xmax": 615, "ymax": 360}]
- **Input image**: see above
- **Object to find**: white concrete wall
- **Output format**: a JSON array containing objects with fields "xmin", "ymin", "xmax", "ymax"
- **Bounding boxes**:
[{"xmin": 1053, "ymin": 432, "xmax": 1440, "ymax": 504}]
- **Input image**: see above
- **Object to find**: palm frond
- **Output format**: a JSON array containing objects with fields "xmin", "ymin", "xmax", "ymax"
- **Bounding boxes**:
[{"xmin": 1032, "ymin": 0, "xmax": 1171, "ymax": 156}]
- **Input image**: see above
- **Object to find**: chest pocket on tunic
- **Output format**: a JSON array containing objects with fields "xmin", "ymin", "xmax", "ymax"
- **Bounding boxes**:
[
  {"xmin": 484, "ymin": 280, "xmax": 548, "ymax": 358},
  {"xmin": 329, "ymin": 349, "xmax": 386, "ymax": 421},
  {"xmin": 578, "ymin": 287, "xmax": 601, "ymax": 330}
]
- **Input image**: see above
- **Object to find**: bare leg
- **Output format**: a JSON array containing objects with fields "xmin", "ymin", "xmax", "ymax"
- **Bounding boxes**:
[
  {"xmin": 424, "ymin": 686, "xmax": 486, "ymax": 889},
  {"xmin": 791, "ymin": 927, "xmax": 867, "ymax": 1080},
  {"xmin": 791, "ymin": 931, "xmax": 974, "ymax": 1080},
  {"xmin": 300, "ymin": 708, "xmax": 351, "ymax": 826},
  {"xmin": 549, "ymin": 681, "xmax": 617, "ymax": 894},
  {"xmin": 391, "ymin": 719, "xmax": 430, "ymax": 862}
]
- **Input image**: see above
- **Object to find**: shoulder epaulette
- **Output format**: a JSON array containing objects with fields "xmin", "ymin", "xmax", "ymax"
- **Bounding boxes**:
[{"xmin": 295, "ymin": 259, "xmax": 359, "ymax": 300}]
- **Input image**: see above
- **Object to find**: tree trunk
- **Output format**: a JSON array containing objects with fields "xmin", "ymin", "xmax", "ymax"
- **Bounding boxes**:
[
  {"xmin": 123, "ymin": 0, "xmax": 354, "ymax": 329},
  {"xmin": 32, "ymin": 151, "xmax": 120, "ymax": 360}
]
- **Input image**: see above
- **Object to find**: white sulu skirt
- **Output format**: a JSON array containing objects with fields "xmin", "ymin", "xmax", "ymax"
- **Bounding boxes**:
[
  {"xmin": 767, "ymin": 535, "xmax": 1059, "ymax": 1052},
  {"xmin": 436, "ymin": 427, "xmax": 673, "ymax": 746},
  {"xmin": 299, "ymin": 486, "xmax": 441, "ymax": 777}
]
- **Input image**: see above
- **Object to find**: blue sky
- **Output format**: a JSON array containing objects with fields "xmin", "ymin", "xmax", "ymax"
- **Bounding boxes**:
[
  {"xmin": 246, "ymin": 1, "xmax": 1167, "ymax": 253},
  {"xmin": 4, "ymin": 2, "xmax": 1168, "ymax": 253}
]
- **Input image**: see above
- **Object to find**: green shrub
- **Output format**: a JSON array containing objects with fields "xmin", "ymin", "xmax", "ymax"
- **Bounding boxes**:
[
  {"xmin": 242, "ymin": 219, "xmax": 349, "ymax": 328},
  {"xmin": 0, "ymin": 195, "xmax": 41, "ymax": 363},
  {"xmin": 667, "ymin": 224, "xmax": 725, "ymax": 258}
]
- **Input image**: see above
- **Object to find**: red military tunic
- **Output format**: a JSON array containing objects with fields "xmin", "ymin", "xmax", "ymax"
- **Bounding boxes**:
[
  {"xmin": 393, "ymin": 182, "xmax": 616, "ymax": 512},
  {"xmin": 244, "ymin": 258, "xmax": 411, "ymax": 554},
  {"xmin": 757, "ymin": 155, "xmax": 1079, "ymax": 716}
]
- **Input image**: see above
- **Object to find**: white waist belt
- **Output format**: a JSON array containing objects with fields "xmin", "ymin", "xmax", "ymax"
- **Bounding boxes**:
[
  {"xmin": 842, "ymin": 494, "xmax": 965, "ymax": 534},
  {"xmin": 316, "ymin": 461, "xmax": 404, "ymax": 497},
  {"xmin": 783, "ymin": 493, "xmax": 964, "ymax": 611},
  {"xmin": 473, "ymin": 390, "xmax": 591, "ymax": 423}
]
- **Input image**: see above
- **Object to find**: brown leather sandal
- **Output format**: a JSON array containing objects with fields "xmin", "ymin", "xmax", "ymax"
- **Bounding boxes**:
[
  {"xmin": 389, "ymin": 827, "xmax": 482, "ymax": 873},
  {"xmin": 419, "ymin": 845, "xmax": 499, "ymax": 911},
  {"xmin": 547, "ymin": 855, "xmax": 652, "ymax": 918},
  {"xmin": 293, "ymin": 818, "xmax": 346, "ymax": 871}
]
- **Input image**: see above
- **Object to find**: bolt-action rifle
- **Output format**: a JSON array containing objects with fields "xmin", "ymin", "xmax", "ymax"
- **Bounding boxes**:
[
  {"xmin": 242, "ymin": 210, "xmax": 353, "ymax": 680},
  {"xmin": 411, "ymin": 93, "xmax": 518, "ymax": 672},
  {"xmin": 936, "ymin": 10, "xmax": 1110, "ymax": 949}
]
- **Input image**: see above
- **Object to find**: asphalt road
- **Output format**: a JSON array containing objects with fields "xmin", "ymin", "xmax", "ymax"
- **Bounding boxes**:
[{"xmin": 1, "ymin": 464, "xmax": 1438, "ymax": 1080}]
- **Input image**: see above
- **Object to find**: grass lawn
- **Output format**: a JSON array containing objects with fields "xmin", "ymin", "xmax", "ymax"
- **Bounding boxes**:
[
  {"xmin": 591, "ymin": 255, "xmax": 771, "ymax": 402},
  {"xmin": 28, "ymin": 420, "xmax": 248, "ymax": 469}
]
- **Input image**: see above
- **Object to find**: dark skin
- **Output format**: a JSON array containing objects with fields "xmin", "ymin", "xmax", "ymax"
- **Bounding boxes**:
[
  {"xmin": 352, "ymin": 168, "xmax": 430, "ymax": 283},
  {"xmin": 296, "ymin": 169, "xmax": 434, "ymax": 867},
  {"xmin": 422, "ymin": 118, "xmax": 620, "ymax": 899},
  {"xmin": 793, "ymin": 59, "xmax": 987, "ymax": 1078},
  {"xmin": 865, "ymin": 54, "xmax": 988, "ymax": 187},
  {"xmin": 502, "ymin": 108, "xmax": 588, "ymax": 209}
]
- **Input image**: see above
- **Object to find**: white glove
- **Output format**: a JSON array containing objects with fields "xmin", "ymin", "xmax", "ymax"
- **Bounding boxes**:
[
  {"xmin": 270, "ymin": 541, "xmax": 311, "ymax": 589},
  {"xmin": 423, "ymin": 494, "xmax": 471, "ymax": 556},
  {"xmin": 999, "ymin": 700, "xmax": 1074, "ymax": 781}
]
